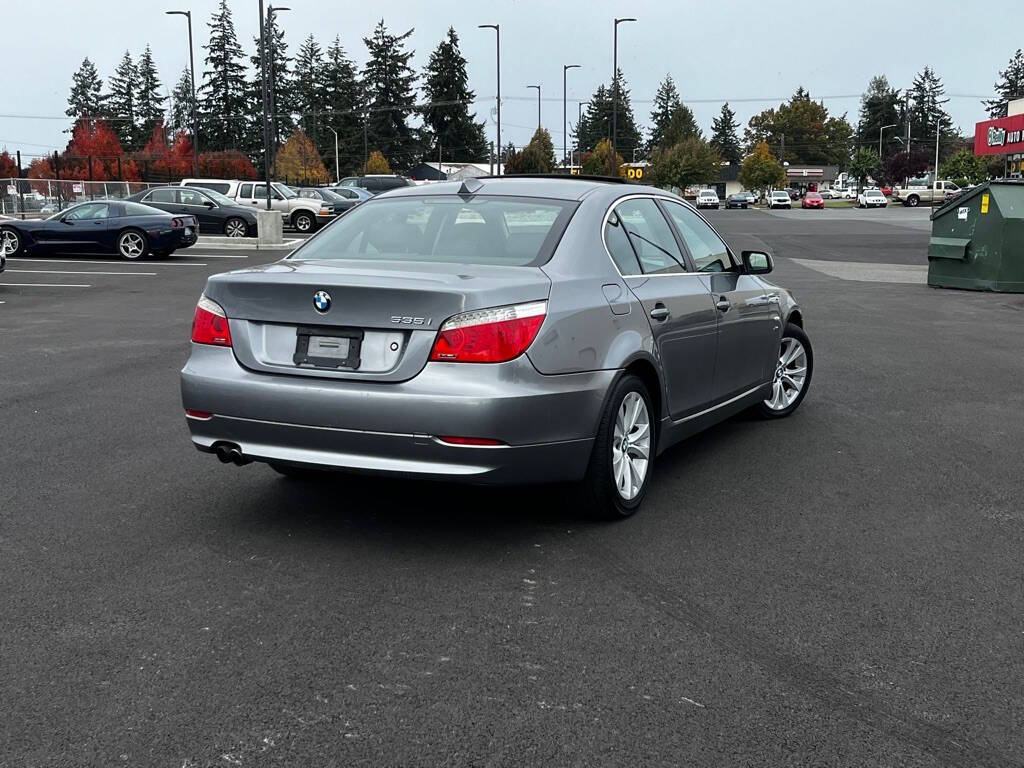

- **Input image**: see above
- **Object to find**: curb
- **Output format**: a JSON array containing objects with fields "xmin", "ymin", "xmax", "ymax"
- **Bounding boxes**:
[{"xmin": 194, "ymin": 237, "xmax": 301, "ymax": 250}]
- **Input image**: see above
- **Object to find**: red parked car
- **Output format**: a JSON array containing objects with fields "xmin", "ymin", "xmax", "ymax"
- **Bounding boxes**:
[
  {"xmin": 880, "ymin": 185, "xmax": 893, "ymax": 196},
  {"xmin": 801, "ymin": 192, "xmax": 824, "ymax": 209}
]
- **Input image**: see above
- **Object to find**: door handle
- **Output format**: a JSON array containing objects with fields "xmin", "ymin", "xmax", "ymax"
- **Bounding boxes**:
[
  {"xmin": 650, "ymin": 305, "xmax": 670, "ymax": 322},
  {"xmin": 715, "ymin": 297, "xmax": 731, "ymax": 312}
]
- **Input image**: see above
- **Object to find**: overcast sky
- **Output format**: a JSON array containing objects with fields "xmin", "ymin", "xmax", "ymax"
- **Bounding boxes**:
[{"xmin": 2, "ymin": 0, "xmax": 1018, "ymax": 162}]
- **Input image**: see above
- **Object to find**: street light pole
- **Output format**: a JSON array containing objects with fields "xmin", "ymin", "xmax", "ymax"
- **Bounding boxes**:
[
  {"xmin": 563, "ymin": 64, "xmax": 580, "ymax": 168},
  {"xmin": 257, "ymin": 0, "xmax": 272, "ymax": 209},
  {"xmin": 165, "ymin": 10, "xmax": 199, "ymax": 176},
  {"xmin": 266, "ymin": 5, "xmax": 290, "ymax": 178},
  {"xmin": 611, "ymin": 17, "xmax": 636, "ymax": 174},
  {"xmin": 932, "ymin": 113, "xmax": 941, "ymax": 203},
  {"xmin": 879, "ymin": 123, "xmax": 897, "ymax": 157},
  {"xmin": 479, "ymin": 24, "xmax": 501, "ymax": 174},
  {"xmin": 527, "ymin": 85, "xmax": 541, "ymax": 133},
  {"xmin": 328, "ymin": 127, "xmax": 339, "ymax": 183},
  {"xmin": 577, "ymin": 100, "xmax": 589, "ymax": 168}
]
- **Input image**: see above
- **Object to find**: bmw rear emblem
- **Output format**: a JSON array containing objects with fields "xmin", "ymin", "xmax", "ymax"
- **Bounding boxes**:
[{"xmin": 313, "ymin": 290, "xmax": 331, "ymax": 313}]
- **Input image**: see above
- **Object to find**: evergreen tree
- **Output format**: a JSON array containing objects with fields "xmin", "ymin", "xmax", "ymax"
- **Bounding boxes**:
[
  {"xmin": 647, "ymin": 75, "xmax": 681, "ymax": 153},
  {"xmin": 710, "ymin": 102, "xmax": 742, "ymax": 165},
  {"xmin": 856, "ymin": 76, "xmax": 902, "ymax": 158},
  {"xmin": 293, "ymin": 35, "xmax": 325, "ymax": 154},
  {"xmin": 135, "ymin": 45, "xmax": 166, "ymax": 148},
  {"xmin": 169, "ymin": 69, "xmax": 194, "ymax": 134},
  {"xmin": 321, "ymin": 36, "xmax": 364, "ymax": 176},
  {"xmin": 575, "ymin": 71, "xmax": 641, "ymax": 160},
  {"xmin": 197, "ymin": 0, "xmax": 249, "ymax": 152},
  {"xmin": 662, "ymin": 104, "xmax": 702, "ymax": 147},
  {"xmin": 362, "ymin": 19, "xmax": 420, "ymax": 171},
  {"xmin": 745, "ymin": 87, "xmax": 855, "ymax": 166},
  {"xmin": 66, "ymin": 57, "xmax": 105, "ymax": 119},
  {"xmin": 986, "ymin": 49, "xmax": 1024, "ymax": 118},
  {"xmin": 907, "ymin": 67, "xmax": 955, "ymax": 156},
  {"xmin": 421, "ymin": 27, "xmax": 488, "ymax": 163},
  {"xmin": 104, "ymin": 51, "xmax": 138, "ymax": 150},
  {"xmin": 249, "ymin": 11, "xmax": 294, "ymax": 156}
]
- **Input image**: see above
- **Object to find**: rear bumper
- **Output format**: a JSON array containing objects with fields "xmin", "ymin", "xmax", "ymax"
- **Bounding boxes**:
[{"xmin": 180, "ymin": 345, "xmax": 615, "ymax": 484}]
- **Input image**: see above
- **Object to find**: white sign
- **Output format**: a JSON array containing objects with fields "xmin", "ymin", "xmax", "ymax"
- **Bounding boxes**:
[
  {"xmin": 957, "ymin": 207, "xmax": 969, "ymax": 221},
  {"xmin": 72, "ymin": 183, "xmax": 83, "ymax": 193},
  {"xmin": 5, "ymin": 185, "xmax": 15, "ymax": 195}
]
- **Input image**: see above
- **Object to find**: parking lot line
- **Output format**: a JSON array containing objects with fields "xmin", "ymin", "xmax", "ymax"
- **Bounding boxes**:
[
  {"xmin": 0, "ymin": 282, "xmax": 91, "ymax": 287},
  {"xmin": 178, "ymin": 253, "xmax": 250, "ymax": 259},
  {"xmin": 8, "ymin": 258, "xmax": 208, "ymax": 267},
  {"xmin": 6, "ymin": 269, "xmax": 157, "ymax": 276}
]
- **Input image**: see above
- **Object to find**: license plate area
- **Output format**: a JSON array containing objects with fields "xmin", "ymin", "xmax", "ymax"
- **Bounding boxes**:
[{"xmin": 293, "ymin": 325, "xmax": 363, "ymax": 369}]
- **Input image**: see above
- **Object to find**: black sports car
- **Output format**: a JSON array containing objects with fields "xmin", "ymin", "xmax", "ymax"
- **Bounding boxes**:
[
  {"xmin": 127, "ymin": 186, "xmax": 257, "ymax": 237},
  {"xmin": 0, "ymin": 200, "xmax": 198, "ymax": 260},
  {"xmin": 725, "ymin": 193, "xmax": 749, "ymax": 209}
]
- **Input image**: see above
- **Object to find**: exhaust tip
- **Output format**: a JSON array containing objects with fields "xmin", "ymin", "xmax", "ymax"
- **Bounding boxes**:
[{"xmin": 214, "ymin": 442, "xmax": 249, "ymax": 466}]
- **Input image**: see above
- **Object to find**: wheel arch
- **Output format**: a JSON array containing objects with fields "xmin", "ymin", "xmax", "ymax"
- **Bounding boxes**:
[{"xmin": 786, "ymin": 309, "xmax": 804, "ymax": 328}]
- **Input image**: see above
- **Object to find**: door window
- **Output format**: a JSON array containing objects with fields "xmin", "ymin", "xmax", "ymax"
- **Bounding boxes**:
[
  {"xmin": 615, "ymin": 198, "xmax": 686, "ymax": 275},
  {"xmin": 238, "ymin": 183, "xmax": 253, "ymax": 199},
  {"xmin": 65, "ymin": 203, "xmax": 110, "ymax": 220},
  {"xmin": 603, "ymin": 212, "xmax": 642, "ymax": 275},
  {"xmin": 662, "ymin": 201, "xmax": 735, "ymax": 273},
  {"xmin": 180, "ymin": 188, "xmax": 209, "ymax": 206},
  {"xmin": 147, "ymin": 188, "xmax": 177, "ymax": 204}
]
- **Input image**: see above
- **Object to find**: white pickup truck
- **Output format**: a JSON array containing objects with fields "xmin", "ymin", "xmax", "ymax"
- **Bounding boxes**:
[
  {"xmin": 179, "ymin": 178, "xmax": 335, "ymax": 232},
  {"xmin": 891, "ymin": 180, "xmax": 961, "ymax": 208}
]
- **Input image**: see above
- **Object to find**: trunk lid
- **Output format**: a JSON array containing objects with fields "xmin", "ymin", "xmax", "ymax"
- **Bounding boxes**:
[{"xmin": 203, "ymin": 258, "xmax": 551, "ymax": 382}]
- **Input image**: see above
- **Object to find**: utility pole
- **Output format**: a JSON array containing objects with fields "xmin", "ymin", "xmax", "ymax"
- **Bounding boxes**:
[
  {"xmin": 780, "ymin": 133, "xmax": 785, "ymax": 164},
  {"xmin": 328, "ymin": 127, "xmax": 339, "ymax": 183}
]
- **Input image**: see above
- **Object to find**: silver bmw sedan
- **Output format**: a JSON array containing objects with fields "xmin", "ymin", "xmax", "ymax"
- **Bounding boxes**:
[{"xmin": 181, "ymin": 176, "xmax": 812, "ymax": 518}]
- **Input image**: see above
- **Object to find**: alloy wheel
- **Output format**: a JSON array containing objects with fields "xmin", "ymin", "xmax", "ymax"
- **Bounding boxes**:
[
  {"xmin": 1, "ymin": 229, "xmax": 19, "ymax": 255},
  {"xmin": 764, "ymin": 337, "xmax": 808, "ymax": 411},
  {"xmin": 612, "ymin": 391, "xmax": 651, "ymax": 501},
  {"xmin": 225, "ymin": 219, "xmax": 246, "ymax": 238},
  {"xmin": 295, "ymin": 215, "xmax": 312, "ymax": 232},
  {"xmin": 119, "ymin": 231, "xmax": 144, "ymax": 259}
]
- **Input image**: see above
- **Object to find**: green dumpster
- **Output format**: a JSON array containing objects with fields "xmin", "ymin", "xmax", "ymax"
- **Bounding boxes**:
[{"xmin": 928, "ymin": 180, "xmax": 1024, "ymax": 292}]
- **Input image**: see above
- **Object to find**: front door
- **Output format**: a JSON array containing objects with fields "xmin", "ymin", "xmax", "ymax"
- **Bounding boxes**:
[
  {"xmin": 661, "ymin": 200, "xmax": 779, "ymax": 400},
  {"xmin": 178, "ymin": 187, "xmax": 218, "ymax": 232},
  {"xmin": 608, "ymin": 199, "xmax": 719, "ymax": 419},
  {"xmin": 55, "ymin": 201, "xmax": 111, "ymax": 252}
]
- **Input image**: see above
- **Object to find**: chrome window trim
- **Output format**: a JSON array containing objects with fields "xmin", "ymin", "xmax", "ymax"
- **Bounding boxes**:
[{"xmin": 600, "ymin": 193, "xmax": 704, "ymax": 279}]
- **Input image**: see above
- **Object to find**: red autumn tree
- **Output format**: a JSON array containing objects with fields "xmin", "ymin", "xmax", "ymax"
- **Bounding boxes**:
[
  {"xmin": 0, "ymin": 151, "xmax": 18, "ymax": 178},
  {"xmin": 134, "ymin": 122, "xmax": 193, "ymax": 180},
  {"xmin": 61, "ymin": 118, "xmax": 140, "ymax": 181},
  {"xmin": 198, "ymin": 150, "xmax": 258, "ymax": 179}
]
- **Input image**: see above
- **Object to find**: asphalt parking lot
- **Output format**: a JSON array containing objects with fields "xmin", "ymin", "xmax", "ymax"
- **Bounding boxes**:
[{"xmin": 3, "ymin": 207, "xmax": 1023, "ymax": 766}]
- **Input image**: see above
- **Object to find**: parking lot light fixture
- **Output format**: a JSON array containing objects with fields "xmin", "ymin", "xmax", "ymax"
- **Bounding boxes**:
[
  {"xmin": 611, "ymin": 17, "xmax": 636, "ymax": 174},
  {"xmin": 563, "ymin": 65, "xmax": 581, "ymax": 168},
  {"xmin": 165, "ymin": 10, "xmax": 199, "ymax": 175},
  {"xmin": 479, "ymin": 24, "xmax": 501, "ymax": 174},
  {"xmin": 879, "ymin": 123, "xmax": 897, "ymax": 157},
  {"xmin": 527, "ymin": 85, "xmax": 541, "ymax": 132},
  {"xmin": 258, "ymin": 0, "xmax": 272, "ymax": 209}
]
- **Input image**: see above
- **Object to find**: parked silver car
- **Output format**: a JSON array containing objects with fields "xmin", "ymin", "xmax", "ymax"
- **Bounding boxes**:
[{"xmin": 181, "ymin": 177, "xmax": 812, "ymax": 518}]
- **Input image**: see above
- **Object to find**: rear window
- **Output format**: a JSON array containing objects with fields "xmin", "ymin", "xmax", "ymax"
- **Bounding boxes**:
[
  {"xmin": 122, "ymin": 201, "xmax": 166, "ymax": 217},
  {"xmin": 187, "ymin": 181, "xmax": 231, "ymax": 194},
  {"xmin": 291, "ymin": 195, "xmax": 576, "ymax": 267}
]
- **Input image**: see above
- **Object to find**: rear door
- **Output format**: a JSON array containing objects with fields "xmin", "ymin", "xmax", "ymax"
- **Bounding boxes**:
[
  {"xmin": 609, "ymin": 197, "xmax": 719, "ymax": 419},
  {"xmin": 661, "ymin": 200, "xmax": 778, "ymax": 400}
]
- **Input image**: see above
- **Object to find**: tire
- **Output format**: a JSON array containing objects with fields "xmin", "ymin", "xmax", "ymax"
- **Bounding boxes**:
[
  {"xmin": 224, "ymin": 217, "xmax": 248, "ymax": 238},
  {"xmin": 907, "ymin": 195, "xmax": 920, "ymax": 208},
  {"xmin": 292, "ymin": 211, "xmax": 315, "ymax": 233},
  {"xmin": 1, "ymin": 227, "xmax": 23, "ymax": 256},
  {"xmin": 754, "ymin": 323, "xmax": 813, "ymax": 419},
  {"xmin": 580, "ymin": 374, "xmax": 655, "ymax": 520},
  {"xmin": 116, "ymin": 228, "xmax": 147, "ymax": 260}
]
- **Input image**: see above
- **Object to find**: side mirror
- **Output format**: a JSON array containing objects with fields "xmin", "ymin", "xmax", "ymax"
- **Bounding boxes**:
[
  {"xmin": 204, "ymin": 201, "xmax": 216, "ymax": 208},
  {"xmin": 742, "ymin": 250, "xmax": 773, "ymax": 275}
]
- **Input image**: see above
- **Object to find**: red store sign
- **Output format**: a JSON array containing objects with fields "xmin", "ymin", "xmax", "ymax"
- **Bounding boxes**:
[{"xmin": 974, "ymin": 114, "xmax": 1024, "ymax": 155}]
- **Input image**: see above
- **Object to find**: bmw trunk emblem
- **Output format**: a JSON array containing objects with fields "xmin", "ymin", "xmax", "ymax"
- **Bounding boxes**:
[{"xmin": 313, "ymin": 290, "xmax": 331, "ymax": 313}]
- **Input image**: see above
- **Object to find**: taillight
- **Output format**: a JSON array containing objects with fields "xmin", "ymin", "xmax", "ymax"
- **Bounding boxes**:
[
  {"xmin": 437, "ymin": 436, "xmax": 505, "ymax": 446},
  {"xmin": 191, "ymin": 294, "xmax": 232, "ymax": 346},
  {"xmin": 429, "ymin": 301, "xmax": 546, "ymax": 363},
  {"xmin": 172, "ymin": 217, "xmax": 184, "ymax": 228}
]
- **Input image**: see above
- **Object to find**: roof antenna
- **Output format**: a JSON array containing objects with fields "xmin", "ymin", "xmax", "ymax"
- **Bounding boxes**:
[{"xmin": 459, "ymin": 177, "xmax": 484, "ymax": 195}]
